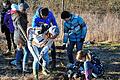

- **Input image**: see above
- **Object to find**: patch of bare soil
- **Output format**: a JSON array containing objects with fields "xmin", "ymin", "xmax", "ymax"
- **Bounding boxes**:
[{"xmin": 0, "ymin": 32, "xmax": 120, "ymax": 80}]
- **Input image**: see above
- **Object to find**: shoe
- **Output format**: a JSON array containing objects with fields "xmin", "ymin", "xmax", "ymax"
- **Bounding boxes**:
[
  {"xmin": 10, "ymin": 59, "xmax": 17, "ymax": 66},
  {"xmin": 23, "ymin": 69, "xmax": 29, "ymax": 73},
  {"xmin": 23, "ymin": 64, "xmax": 29, "ymax": 73},
  {"xmin": 23, "ymin": 69, "xmax": 29, "ymax": 76},
  {"xmin": 42, "ymin": 67, "xmax": 50, "ymax": 76}
]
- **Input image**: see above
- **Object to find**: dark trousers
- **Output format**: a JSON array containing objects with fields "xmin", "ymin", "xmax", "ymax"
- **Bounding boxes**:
[
  {"xmin": 51, "ymin": 42, "xmax": 56, "ymax": 61},
  {"xmin": 67, "ymin": 41, "xmax": 83, "ymax": 63},
  {"xmin": 4, "ymin": 28, "xmax": 16, "ymax": 51}
]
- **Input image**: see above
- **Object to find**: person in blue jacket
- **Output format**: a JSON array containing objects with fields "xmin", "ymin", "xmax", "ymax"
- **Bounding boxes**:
[
  {"xmin": 32, "ymin": 7, "xmax": 59, "ymax": 68},
  {"xmin": 61, "ymin": 11, "xmax": 87, "ymax": 64}
]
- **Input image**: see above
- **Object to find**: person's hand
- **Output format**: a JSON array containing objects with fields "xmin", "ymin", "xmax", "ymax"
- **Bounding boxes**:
[
  {"xmin": 76, "ymin": 52, "xmax": 80, "ymax": 61},
  {"xmin": 49, "ymin": 35, "xmax": 57, "ymax": 39},
  {"xmin": 80, "ymin": 38, "xmax": 85, "ymax": 42},
  {"xmin": 76, "ymin": 50, "xmax": 82, "ymax": 61},
  {"xmin": 44, "ymin": 23, "xmax": 48, "ymax": 26},
  {"xmin": 32, "ymin": 41, "xmax": 36, "ymax": 46}
]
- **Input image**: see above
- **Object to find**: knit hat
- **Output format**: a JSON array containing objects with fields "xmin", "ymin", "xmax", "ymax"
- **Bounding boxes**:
[
  {"xmin": 18, "ymin": 3, "xmax": 24, "ymax": 10},
  {"xmin": 11, "ymin": 4, "xmax": 18, "ymax": 11},
  {"xmin": 49, "ymin": 26, "xmax": 59, "ymax": 36}
]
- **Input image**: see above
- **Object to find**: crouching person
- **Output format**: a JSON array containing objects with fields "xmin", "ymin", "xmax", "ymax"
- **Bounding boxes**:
[
  {"xmin": 76, "ymin": 50, "xmax": 103, "ymax": 80},
  {"xmin": 27, "ymin": 26, "xmax": 59, "ymax": 80}
]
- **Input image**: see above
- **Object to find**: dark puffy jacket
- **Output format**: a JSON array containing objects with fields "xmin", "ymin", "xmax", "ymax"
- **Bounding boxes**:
[
  {"xmin": 11, "ymin": 11, "xmax": 27, "ymax": 45},
  {"xmin": 4, "ymin": 10, "xmax": 15, "ymax": 33},
  {"xmin": 18, "ymin": 11, "xmax": 28, "ymax": 32},
  {"xmin": 1, "ymin": 8, "xmax": 8, "ymax": 33}
]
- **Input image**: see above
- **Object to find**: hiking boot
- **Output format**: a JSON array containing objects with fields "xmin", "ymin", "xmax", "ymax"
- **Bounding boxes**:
[
  {"xmin": 23, "ymin": 64, "xmax": 29, "ymax": 73},
  {"xmin": 42, "ymin": 67, "xmax": 50, "ymax": 76},
  {"xmin": 10, "ymin": 59, "xmax": 17, "ymax": 66},
  {"xmin": 23, "ymin": 69, "xmax": 29, "ymax": 76},
  {"xmin": 23, "ymin": 69, "xmax": 29, "ymax": 73}
]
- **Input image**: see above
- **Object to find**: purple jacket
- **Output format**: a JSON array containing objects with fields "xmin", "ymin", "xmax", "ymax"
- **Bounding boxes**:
[{"xmin": 4, "ymin": 10, "xmax": 15, "ymax": 33}]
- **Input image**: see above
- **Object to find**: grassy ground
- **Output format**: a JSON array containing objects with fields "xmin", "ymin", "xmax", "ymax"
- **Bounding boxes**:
[{"xmin": 0, "ymin": 38, "xmax": 120, "ymax": 80}]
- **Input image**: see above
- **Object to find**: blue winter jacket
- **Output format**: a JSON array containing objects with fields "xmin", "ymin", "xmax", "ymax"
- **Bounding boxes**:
[
  {"xmin": 63, "ymin": 14, "xmax": 87, "ymax": 43},
  {"xmin": 4, "ymin": 10, "xmax": 15, "ymax": 33},
  {"xmin": 32, "ymin": 7, "xmax": 58, "ymax": 27},
  {"xmin": 32, "ymin": 7, "xmax": 59, "ymax": 35}
]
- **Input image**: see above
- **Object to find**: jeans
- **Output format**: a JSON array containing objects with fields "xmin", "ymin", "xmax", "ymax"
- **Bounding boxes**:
[
  {"xmin": 28, "ymin": 43, "xmax": 49, "ymax": 80},
  {"xmin": 67, "ymin": 41, "xmax": 83, "ymax": 63},
  {"xmin": 84, "ymin": 61, "xmax": 99, "ymax": 80},
  {"xmin": 5, "ymin": 28, "xmax": 16, "ymax": 51},
  {"xmin": 51, "ymin": 42, "xmax": 56, "ymax": 61},
  {"xmin": 22, "ymin": 45, "xmax": 30, "ymax": 71},
  {"xmin": 15, "ymin": 45, "xmax": 30, "ymax": 70},
  {"xmin": 16, "ymin": 48, "xmax": 23, "ymax": 69}
]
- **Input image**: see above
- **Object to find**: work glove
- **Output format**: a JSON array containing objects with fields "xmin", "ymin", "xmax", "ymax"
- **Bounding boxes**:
[{"xmin": 80, "ymin": 38, "xmax": 85, "ymax": 42}]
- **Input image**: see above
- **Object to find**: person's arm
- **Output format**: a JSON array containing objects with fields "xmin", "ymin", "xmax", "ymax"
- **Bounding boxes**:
[
  {"xmin": 32, "ymin": 15, "xmax": 38, "ymax": 28},
  {"xmin": 51, "ymin": 11, "xmax": 58, "ymax": 27},
  {"xmin": 4, "ymin": 13, "xmax": 9, "ymax": 28},
  {"xmin": 81, "ymin": 25, "xmax": 87, "ymax": 39},
  {"xmin": 49, "ymin": 12, "xmax": 60, "ymax": 39},
  {"xmin": 14, "ymin": 12, "xmax": 28, "ymax": 40},
  {"xmin": 25, "ymin": 12, "xmax": 29, "ymax": 24},
  {"xmin": 1, "ymin": 9, "xmax": 6, "ymax": 33},
  {"xmin": 63, "ymin": 23, "xmax": 69, "ymax": 44},
  {"xmin": 78, "ymin": 16, "xmax": 87, "ymax": 41},
  {"xmin": 32, "ymin": 16, "xmax": 36, "ymax": 28}
]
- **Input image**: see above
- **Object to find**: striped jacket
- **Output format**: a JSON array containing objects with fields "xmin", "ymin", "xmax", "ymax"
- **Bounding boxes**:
[{"xmin": 63, "ymin": 14, "xmax": 87, "ymax": 43}]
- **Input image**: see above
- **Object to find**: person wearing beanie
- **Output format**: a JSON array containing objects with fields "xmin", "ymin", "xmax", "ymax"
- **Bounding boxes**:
[
  {"xmin": 10, "ymin": 3, "xmax": 28, "ymax": 71},
  {"xmin": 32, "ymin": 6, "xmax": 60, "ymax": 70},
  {"xmin": 61, "ymin": 11, "xmax": 87, "ymax": 64},
  {"xmin": 27, "ymin": 26, "xmax": 59, "ymax": 79},
  {"xmin": 18, "ymin": 3, "xmax": 30, "ymax": 73}
]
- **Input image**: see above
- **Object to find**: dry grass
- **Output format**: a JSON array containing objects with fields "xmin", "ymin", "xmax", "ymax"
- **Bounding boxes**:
[{"xmin": 81, "ymin": 13, "xmax": 120, "ymax": 42}]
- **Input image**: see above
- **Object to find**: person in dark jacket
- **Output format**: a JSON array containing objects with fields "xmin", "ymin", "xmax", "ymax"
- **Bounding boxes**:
[
  {"xmin": 4, "ymin": 9, "xmax": 17, "ymax": 52},
  {"xmin": 11, "ymin": 4, "xmax": 27, "ymax": 71},
  {"xmin": 10, "ymin": 3, "xmax": 29, "ymax": 71},
  {"xmin": 1, "ymin": 0, "xmax": 16, "ymax": 53},
  {"xmin": 18, "ymin": 3, "xmax": 30, "ymax": 72}
]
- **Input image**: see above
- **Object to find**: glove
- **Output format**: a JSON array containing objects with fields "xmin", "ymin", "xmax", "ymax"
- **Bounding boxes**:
[
  {"xmin": 62, "ymin": 43, "xmax": 66, "ymax": 49},
  {"xmin": 80, "ymin": 38, "xmax": 85, "ymax": 42},
  {"xmin": 44, "ymin": 23, "xmax": 48, "ymax": 26}
]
